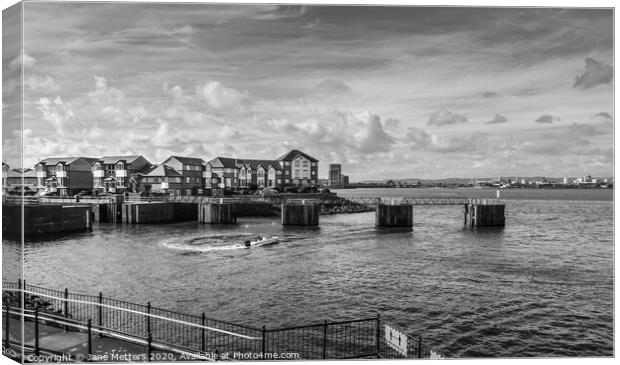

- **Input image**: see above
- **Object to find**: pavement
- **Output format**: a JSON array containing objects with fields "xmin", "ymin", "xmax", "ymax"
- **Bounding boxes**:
[{"xmin": 2, "ymin": 315, "xmax": 208, "ymax": 362}]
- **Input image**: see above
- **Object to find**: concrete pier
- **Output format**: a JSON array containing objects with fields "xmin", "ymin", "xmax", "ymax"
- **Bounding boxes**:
[
  {"xmin": 464, "ymin": 202, "xmax": 505, "ymax": 227},
  {"xmin": 2, "ymin": 204, "xmax": 93, "ymax": 236},
  {"xmin": 375, "ymin": 203, "xmax": 413, "ymax": 228},
  {"xmin": 281, "ymin": 202, "xmax": 320, "ymax": 226},
  {"xmin": 123, "ymin": 203, "xmax": 174, "ymax": 224},
  {"xmin": 198, "ymin": 203, "xmax": 236, "ymax": 224}
]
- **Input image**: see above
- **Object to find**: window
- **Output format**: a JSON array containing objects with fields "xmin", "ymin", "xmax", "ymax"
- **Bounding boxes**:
[
  {"xmin": 285, "ymin": 170, "xmax": 290, "ymax": 175},
  {"xmin": 277, "ymin": 179, "xmax": 281, "ymax": 184},
  {"xmin": 195, "ymin": 177, "xmax": 200, "ymax": 184},
  {"xmin": 186, "ymin": 177, "xmax": 190, "ymax": 184},
  {"xmin": 116, "ymin": 162, "xmax": 125, "ymax": 170},
  {"xmin": 302, "ymin": 161, "xmax": 309, "ymax": 167},
  {"xmin": 312, "ymin": 170, "xmax": 316, "ymax": 175},
  {"xmin": 285, "ymin": 179, "xmax": 289, "ymax": 183},
  {"xmin": 206, "ymin": 165, "xmax": 212, "ymax": 173},
  {"xmin": 93, "ymin": 163, "xmax": 102, "ymax": 170},
  {"xmin": 294, "ymin": 161, "xmax": 300, "ymax": 167}
]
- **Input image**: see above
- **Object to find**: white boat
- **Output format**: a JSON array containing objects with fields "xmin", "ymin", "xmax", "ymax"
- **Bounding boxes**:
[{"xmin": 243, "ymin": 236, "xmax": 279, "ymax": 248}]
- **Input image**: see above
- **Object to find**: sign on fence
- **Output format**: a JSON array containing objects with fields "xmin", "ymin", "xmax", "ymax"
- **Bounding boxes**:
[{"xmin": 384, "ymin": 324, "xmax": 407, "ymax": 356}]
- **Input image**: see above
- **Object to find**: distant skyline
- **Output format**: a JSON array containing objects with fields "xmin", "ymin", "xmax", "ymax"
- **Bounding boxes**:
[{"xmin": 2, "ymin": 2, "xmax": 614, "ymax": 180}]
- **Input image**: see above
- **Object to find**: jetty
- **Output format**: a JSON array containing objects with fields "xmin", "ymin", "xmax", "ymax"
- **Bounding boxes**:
[
  {"xmin": 2, "ymin": 280, "xmax": 441, "ymax": 361},
  {"xmin": 2, "ymin": 193, "xmax": 505, "ymax": 235}
]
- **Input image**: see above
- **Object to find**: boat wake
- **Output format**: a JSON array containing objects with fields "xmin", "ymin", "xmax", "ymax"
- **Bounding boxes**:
[{"xmin": 161, "ymin": 234, "xmax": 252, "ymax": 252}]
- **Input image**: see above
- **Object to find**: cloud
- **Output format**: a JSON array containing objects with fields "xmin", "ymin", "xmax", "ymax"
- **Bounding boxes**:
[
  {"xmin": 9, "ymin": 53, "xmax": 36, "ymax": 71},
  {"xmin": 314, "ymin": 78, "xmax": 351, "ymax": 93},
  {"xmin": 427, "ymin": 110, "xmax": 468, "ymax": 126},
  {"xmin": 197, "ymin": 81, "xmax": 249, "ymax": 110},
  {"xmin": 535, "ymin": 114, "xmax": 560, "ymax": 124},
  {"xmin": 487, "ymin": 114, "xmax": 508, "ymax": 124},
  {"xmin": 35, "ymin": 96, "xmax": 75, "ymax": 135},
  {"xmin": 481, "ymin": 91, "xmax": 499, "ymax": 98},
  {"xmin": 88, "ymin": 75, "xmax": 125, "ymax": 105},
  {"xmin": 25, "ymin": 74, "xmax": 59, "ymax": 92},
  {"xmin": 572, "ymin": 57, "xmax": 613, "ymax": 90},
  {"xmin": 383, "ymin": 118, "xmax": 400, "ymax": 129},
  {"xmin": 595, "ymin": 112, "xmax": 612, "ymax": 120},
  {"xmin": 406, "ymin": 126, "xmax": 487, "ymax": 153}
]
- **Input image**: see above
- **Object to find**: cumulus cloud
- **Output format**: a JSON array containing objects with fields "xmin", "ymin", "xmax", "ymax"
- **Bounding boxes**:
[
  {"xmin": 383, "ymin": 118, "xmax": 400, "ymax": 129},
  {"xmin": 487, "ymin": 114, "xmax": 508, "ymax": 124},
  {"xmin": 406, "ymin": 127, "xmax": 487, "ymax": 153},
  {"xmin": 25, "ymin": 75, "xmax": 59, "ymax": 92},
  {"xmin": 535, "ymin": 114, "xmax": 560, "ymax": 124},
  {"xmin": 35, "ymin": 96, "xmax": 75, "ymax": 135},
  {"xmin": 197, "ymin": 81, "xmax": 249, "ymax": 110},
  {"xmin": 9, "ymin": 53, "xmax": 36, "ymax": 71},
  {"xmin": 314, "ymin": 78, "xmax": 351, "ymax": 94},
  {"xmin": 88, "ymin": 76, "xmax": 125, "ymax": 105},
  {"xmin": 573, "ymin": 57, "xmax": 613, "ymax": 90},
  {"xmin": 265, "ymin": 110, "xmax": 394, "ymax": 155},
  {"xmin": 568, "ymin": 123, "xmax": 599, "ymax": 136},
  {"xmin": 427, "ymin": 110, "xmax": 468, "ymax": 126},
  {"xmin": 595, "ymin": 112, "xmax": 612, "ymax": 121}
]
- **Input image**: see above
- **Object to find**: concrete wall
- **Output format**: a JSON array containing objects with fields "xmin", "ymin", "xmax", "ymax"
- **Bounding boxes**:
[
  {"xmin": 2, "ymin": 204, "xmax": 93, "ymax": 236},
  {"xmin": 375, "ymin": 204, "xmax": 413, "ymax": 227},
  {"xmin": 198, "ymin": 203, "xmax": 236, "ymax": 224},
  {"xmin": 234, "ymin": 202, "xmax": 278, "ymax": 217},
  {"xmin": 281, "ymin": 203, "xmax": 319, "ymax": 226},
  {"xmin": 465, "ymin": 204, "xmax": 505, "ymax": 227}
]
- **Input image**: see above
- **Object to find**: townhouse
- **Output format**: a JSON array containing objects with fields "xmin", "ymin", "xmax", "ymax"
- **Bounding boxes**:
[
  {"xmin": 205, "ymin": 149, "xmax": 318, "ymax": 190},
  {"xmin": 140, "ymin": 164, "xmax": 183, "ymax": 195},
  {"xmin": 35, "ymin": 157, "xmax": 99, "ymax": 196},
  {"xmin": 91, "ymin": 155, "xmax": 151, "ymax": 193},
  {"xmin": 161, "ymin": 156, "xmax": 206, "ymax": 195}
]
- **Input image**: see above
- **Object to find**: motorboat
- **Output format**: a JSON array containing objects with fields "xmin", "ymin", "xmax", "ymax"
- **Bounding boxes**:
[{"xmin": 243, "ymin": 236, "xmax": 279, "ymax": 248}]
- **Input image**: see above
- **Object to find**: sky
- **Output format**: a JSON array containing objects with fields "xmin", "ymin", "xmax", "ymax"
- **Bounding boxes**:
[{"xmin": 2, "ymin": 2, "xmax": 614, "ymax": 180}]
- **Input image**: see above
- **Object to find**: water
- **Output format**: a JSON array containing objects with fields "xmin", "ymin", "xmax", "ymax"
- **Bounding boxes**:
[{"xmin": 2, "ymin": 189, "xmax": 614, "ymax": 357}]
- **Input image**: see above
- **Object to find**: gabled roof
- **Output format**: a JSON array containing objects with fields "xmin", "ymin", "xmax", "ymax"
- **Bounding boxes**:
[
  {"xmin": 98, "ymin": 155, "xmax": 145, "ymax": 164},
  {"xmin": 37, "ymin": 157, "xmax": 98, "ymax": 165},
  {"xmin": 240, "ymin": 159, "xmax": 282, "ymax": 170},
  {"xmin": 276, "ymin": 149, "xmax": 318, "ymax": 162},
  {"xmin": 142, "ymin": 164, "xmax": 182, "ymax": 177},
  {"xmin": 9, "ymin": 168, "xmax": 36, "ymax": 178},
  {"xmin": 163, "ymin": 156, "xmax": 205, "ymax": 165},
  {"xmin": 207, "ymin": 157, "xmax": 239, "ymax": 169}
]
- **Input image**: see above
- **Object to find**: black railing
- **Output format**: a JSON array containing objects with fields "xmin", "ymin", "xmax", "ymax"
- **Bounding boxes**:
[{"xmin": 2, "ymin": 280, "xmax": 441, "ymax": 360}]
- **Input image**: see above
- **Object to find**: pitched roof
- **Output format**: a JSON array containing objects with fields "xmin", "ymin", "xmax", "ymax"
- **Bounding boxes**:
[
  {"xmin": 164, "ymin": 156, "xmax": 205, "ymax": 165},
  {"xmin": 37, "ymin": 157, "xmax": 98, "ymax": 165},
  {"xmin": 239, "ymin": 159, "xmax": 282, "ymax": 170},
  {"xmin": 98, "ymin": 155, "xmax": 145, "ymax": 164},
  {"xmin": 142, "ymin": 164, "xmax": 182, "ymax": 177},
  {"xmin": 9, "ymin": 168, "xmax": 36, "ymax": 178},
  {"xmin": 276, "ymin": 149, "xmax": 318, "ymax": 162},
  {"xmin": 207, "ymin": 157, "xmax": 239, "ymax": 169}
]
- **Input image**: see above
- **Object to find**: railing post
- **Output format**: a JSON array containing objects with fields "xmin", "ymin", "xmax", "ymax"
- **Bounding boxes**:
[
  {"xmin": 322, "ymin": 320, "xmax": 327, "ymax": 359},
  {"xmin": 4, "ymin": 303, "xmax": 9, "ymax": 349},
  {"xmin": 17, "ymin": 279, "xmax": 22, "ymax": 309},
  {"xmin": 98, "ymin": 292, "xmax": 103, "ymax": 336},
  {"xmin": 147, "ymin": 334, "xmax": 153, "ymax": 361},
  {"xmin": 87, "ymin": 319, "xmax": 93, "ymax": 360},
  {"xmin": 417, "ymin": 336, "xmax": 422, "ymax": 358},
  {"xmin": 375, "ymin": 314, "xmax": 381, "ymax": 358},
  {"xmin": 146, "ymin": 302, "xmax": 151, "ymax": 338},
  {"xmin": 201, "ymin": 312, "xmax": 206, "ymax": 353},
  {"xmin": 64, "ymin": 288, "xmax": 69, "ymax": 318},
  {"xmin": 34, "ymin": 307, "xmax": 40, "ymax": 356},
  {"xmin": 261, "ymin": 326, "xmax": 266, "ymax": 360}
]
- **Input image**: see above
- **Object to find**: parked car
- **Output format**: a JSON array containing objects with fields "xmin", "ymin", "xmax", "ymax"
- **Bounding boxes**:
[
  {"xmin": 261, "ymin": 187, "xmax": 281, "ymax": 197},
  {"xmin": 75, "ymin": 190, "xmax": 92, "ymax": 197}
]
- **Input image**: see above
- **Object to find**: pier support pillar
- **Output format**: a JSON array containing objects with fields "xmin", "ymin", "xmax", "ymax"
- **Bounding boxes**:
[
  {"xmin": 281, "ymin": 203, "xmax": 319, "ymax": 226},
  {"xmin": 375, "ymin": 203, "xmax": 413, "ymax": 228},
  {"xmin": 465, "ymin": 202, "xmax": 505, "ymax": 227},
  {"xmin": 198, "ymin": 203, "xmax": 236, "ymax": 224}
]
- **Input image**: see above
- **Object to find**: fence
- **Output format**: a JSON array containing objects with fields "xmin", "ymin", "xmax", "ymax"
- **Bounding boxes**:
[{"xmin": 2, "ymin": 280, "xmax": 440, "ymax": 360}]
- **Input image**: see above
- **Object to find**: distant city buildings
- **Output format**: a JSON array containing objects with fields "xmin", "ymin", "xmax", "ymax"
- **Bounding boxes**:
[{"xmin": 328, "ymin": 164, "xmax": 342, "ymax": 186}]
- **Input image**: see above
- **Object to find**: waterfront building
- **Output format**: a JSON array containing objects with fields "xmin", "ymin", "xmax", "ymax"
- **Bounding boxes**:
[
  {"xmin": 342, "ymin": 175, "xmax": 350, "ymax": 186},
  {"xmin": 161, "ymin": 156, "xmax": 206, "ymax": 195},
  {"xmin": 6, "ymin": 168, "xmax": 37, "ymax": 192},
  {"xmin": 2, "ymin": 161, "xmax": 8, "ymax": 193},
  {"xmin": 205, "ymin": 149, "xmax": 318, "ymax": 190},
  {"xmin": 329, "ymin": 164, "xmax": 342, "ymax": 186},
  {"xmin": 91, "ymin": 155, "xmax": 151, "ymax": 194},
  {"xmin": 35, "ymin": 157, "xmax": 99, "ymax": 196},
  {"xmin": 140, "ymin": 164, "xmax": 183, "ymax": 195}
]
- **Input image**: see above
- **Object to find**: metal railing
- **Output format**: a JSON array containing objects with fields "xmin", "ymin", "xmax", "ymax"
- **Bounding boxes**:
[
  {"xmin": 2, "ymin": 281, "xmax": 441, "ymax": 360},
  {"xmin": 342, "ymin": 196, "xmax": 500, "ymax": 206}
]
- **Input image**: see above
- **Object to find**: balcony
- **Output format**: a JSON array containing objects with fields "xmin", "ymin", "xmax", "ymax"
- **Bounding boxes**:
[
  {"xmin": 116, "ymin": 169, "xmax": 127, "ymax": 177},
  {"xmin": 93, "ymin": 170, "xmax": 104, "ymax": 177}
]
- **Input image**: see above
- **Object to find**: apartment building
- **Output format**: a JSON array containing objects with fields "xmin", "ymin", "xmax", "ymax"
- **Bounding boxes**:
[
  {"xmin": 35, "ymin": 157, "xmax": 98, "ymax": 196},
  {"xmin": 140, "ymin": 164, "xmax": 183, "ymax": 195},
  {"xmin": 161, "ymin": 156, "xmax": 206, "ymax": 195},
  {"xmin": 205, "ymin": 149, "xmax": 318, "ymax": 190},
  {"xmin": 91, "ymin": 155, "xmax": 151, "ymax": 193}
]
